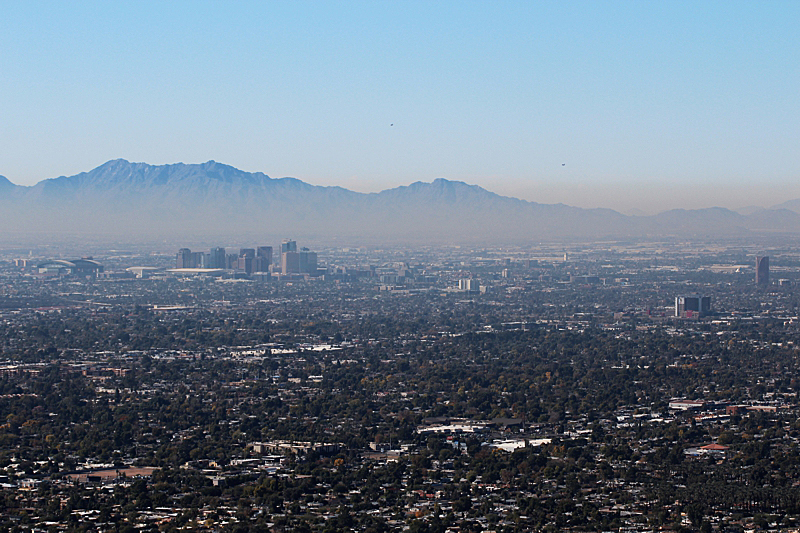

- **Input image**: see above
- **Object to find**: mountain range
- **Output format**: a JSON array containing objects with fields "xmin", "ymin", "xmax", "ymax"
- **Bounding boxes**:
[{"xmin": 1, "ymin": 159, "xmax": 800, "ymax": 243}]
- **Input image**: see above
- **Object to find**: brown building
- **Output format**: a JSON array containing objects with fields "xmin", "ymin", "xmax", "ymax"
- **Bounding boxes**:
[{"xmin": 281, "ymin": 251, "xmax": 300, "ymax": 274}]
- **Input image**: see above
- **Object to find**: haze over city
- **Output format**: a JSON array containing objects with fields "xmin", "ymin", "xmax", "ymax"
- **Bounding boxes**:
[
  {"xmin": 8, "ymin": 4, "xmax": 800, "ymax": 532},
  {"xmin": 2, "ymin": 1, "xmax": 800, "ymax": 215}
]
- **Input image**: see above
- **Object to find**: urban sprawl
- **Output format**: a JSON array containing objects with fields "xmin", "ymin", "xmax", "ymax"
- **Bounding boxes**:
[{"xmin": 1, "ymin": 239, "xmax": 799, "ymax": 533}]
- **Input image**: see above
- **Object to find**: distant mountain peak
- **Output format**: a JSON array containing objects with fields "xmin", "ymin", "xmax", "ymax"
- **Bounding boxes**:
[
  {"xmin": 772, "ymin": 198, "xmax": 800, "ymax": 215},
  {"xmin": 2, "ymin": 159, "xmax": 800, "ymax": 241},
  {"xmin": 95, "ymin": 158, "xmax": 132, "ymax": 170}
]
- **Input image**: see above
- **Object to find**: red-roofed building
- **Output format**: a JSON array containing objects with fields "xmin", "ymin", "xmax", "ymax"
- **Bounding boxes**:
[{"xmin": 700, "ymin": 443, "xmax": 729, "ymax": 451}]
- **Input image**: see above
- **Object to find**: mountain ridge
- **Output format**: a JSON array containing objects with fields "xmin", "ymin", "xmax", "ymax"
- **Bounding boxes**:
[{"xmin": 1, "ymin": 159, "xmax": 799, "ymax": 242}]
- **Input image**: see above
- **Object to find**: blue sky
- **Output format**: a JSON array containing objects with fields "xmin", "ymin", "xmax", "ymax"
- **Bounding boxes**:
[{"xmin": 1, "ymin": 1, "xmax": 799, "ymax": 213}]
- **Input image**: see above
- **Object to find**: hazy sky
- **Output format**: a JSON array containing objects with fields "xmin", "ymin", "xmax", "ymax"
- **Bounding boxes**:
[{"xmin": 2, "ymin": 1, "xmax": 799, "ymax": 214}]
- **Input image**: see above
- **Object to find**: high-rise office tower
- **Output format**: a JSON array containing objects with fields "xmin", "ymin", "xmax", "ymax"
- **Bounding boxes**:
[
  {"xmin": 237, "ymin": 256, "xmax": 253, "ymax": 274},
  {"xmin": 675, "ymin": 294, "xmax": 711, "ymax": 317},
  {"xmin": 458, "ymin": 279, "xmax": 479, "ymax": 292},
  {"xmin": 756, "ymin": 256, "xmax": 769, "ymax": 286},
  {"xmin": 176, "ymin": 248, "xmax": 193, "ymax": 268},
  {"xmin": 281, "ymin": 239, "xmax": 297, "ymax": 253},
  {"xmin": 210, "ymin": 247, "xmax": 226, "ymax": 269},
  {"xmin": 191, "ymin": 251, "xmax": 206, "ymax": 268},
  {"xmin": 299, "ymin": 250, "xmax": 317, "ymax": 274},
  {"xmin": 238, "ymin": 249, "xmax": 255, "ymax": 274},
  {"xmin": 256, "ymin": 246, "xmax": 273, "ymax": 272},
  {"xmin": 281, "ymin": 251, "xmax": 300, "ymax": 274}
]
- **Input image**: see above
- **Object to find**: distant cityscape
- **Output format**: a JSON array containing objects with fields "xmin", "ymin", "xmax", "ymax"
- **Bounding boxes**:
[
  {"xmin": 2, "ymin": 240, "xmax": 800, "ymax": 532},
  {"xmin": 9, "ymin": 247, "xmax": 777, "ymax": 319},
  {"xmin": 174, "ymin": 239, "xmax": 318, "ymax": 279},
  {"xmin": 7, "ymin": 1, "xmax": 800, "ymax": 530}
]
